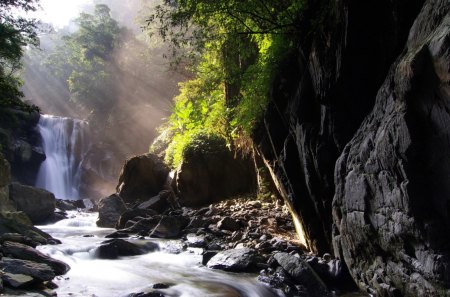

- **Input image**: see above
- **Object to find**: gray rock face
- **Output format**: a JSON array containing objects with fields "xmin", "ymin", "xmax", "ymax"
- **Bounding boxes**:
[
  {"xmin": 333, "ymin": 1, "xmax": 450, "ymax": 296},
  {"xmin": 0, "ymin": 154, "xmax": 10, "ymax": 188},
  {"xmin": 1, "ymin": 241, "xmax": 70, "ymax": 275},
  {"xmin": 9, "ymin": 183, "xmax": 55, "ymax": 224},
  {"xmin": 96, "ymin": 194, "xmax": 127, "ymax": 228},
  {"xmin": 253, "ymin": 0, "xmax": 425, "ymax": 255},
  {"xmin": 116, "ymin": 153, "xmax": 169, "ymax": 203},
  {"xmin": 0, "ymin": 257, "xmax": 55, "ymax": 282},
  {"xmin": 0, "ymin": 155, "xmax": 14, "ymax": 212},
  {"xmin": 206, "ymin": 248, "xmax": 257, "ymax": 272}
]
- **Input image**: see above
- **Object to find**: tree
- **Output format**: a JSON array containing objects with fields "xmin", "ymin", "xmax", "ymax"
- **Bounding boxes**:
[
  {"xmin": 0, "ymin": 0, "xmax": 40, "ymax": 111},
  {"xmin": 45, "ymin": 4, "xmax": 124, "ymax": 115},
  {"xmin": 146, "ymin": 0, "xmax": 303, "ymax": 165}
]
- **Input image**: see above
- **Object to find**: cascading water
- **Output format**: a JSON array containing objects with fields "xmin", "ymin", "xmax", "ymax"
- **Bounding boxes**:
[
  {"xmin": 37, "ymin": 212, "xmax": 283, "ymax": 297},
  {"xmin": 35, "ymin": 114, "xmax": 90, "ymax": 200}
]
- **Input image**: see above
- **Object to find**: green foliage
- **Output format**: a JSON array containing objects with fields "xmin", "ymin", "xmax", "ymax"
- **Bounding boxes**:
[
  {"xmin": 45, "ymin": 4, "xmax": 124, "ymax": 113},
  {"xmin": 235, "ymin": 33, "xmax": 293, "ymax": 135},
  {"xmin": 148, "ymin": 0, "xmax": 304, "ymax": 166},
  {"xmin": 0, "ymin": 0, "xmax": 40, "ymax": 112}
]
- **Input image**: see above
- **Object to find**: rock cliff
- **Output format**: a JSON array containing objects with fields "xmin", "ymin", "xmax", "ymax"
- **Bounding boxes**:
[{"xmin": 255, "ymin": 0, "xmax": 449, "ymax": 295}]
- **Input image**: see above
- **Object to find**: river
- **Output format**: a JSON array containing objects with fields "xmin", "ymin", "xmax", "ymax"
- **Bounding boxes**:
[{"xmin": 36, "ymin": 211, "xmax": 283, "ymax": 297}]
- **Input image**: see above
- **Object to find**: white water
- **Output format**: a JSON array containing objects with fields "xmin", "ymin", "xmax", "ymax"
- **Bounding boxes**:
[
  {"xmin": 37, "ymin": 212, "xmax": 283, "ymax": 297},
  {"xmin": 35, "ymin": 115, "xmax": 90, "ymax": 200}
]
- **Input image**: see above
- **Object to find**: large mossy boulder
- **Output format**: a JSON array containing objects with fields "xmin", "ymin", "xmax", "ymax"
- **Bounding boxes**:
[
  {"xmin": 116, "ymin": 153, "xmax": 169, "ymax": 203},
  {"xmin": 96, "ymin": 194, "xmax": 127, "ymax": 228},
  {"xmin": 176, "ymin": 135, "xmax": 257, "ymax": 207},
  {"xmin": 9, "ymin": 183, "xmax": 55, "ymax": 224}
]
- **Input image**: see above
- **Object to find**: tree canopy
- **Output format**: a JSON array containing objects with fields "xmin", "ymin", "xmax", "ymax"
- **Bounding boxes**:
[
  {"xmin": 45, "ymin": 4, "xmax": 124, "ymax": 114},
  {"xmin": 146, "ymin": 0, "xmax": 304, "ymax": 166},
  {"xmin": 0, "ymin": 0, "xmax": 39, "ymax": 111}
]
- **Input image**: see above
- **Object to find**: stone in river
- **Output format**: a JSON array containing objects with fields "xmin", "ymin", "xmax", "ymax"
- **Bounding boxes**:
[{"xmin": 206, "ymin": 248, "xmax": 258, "ymax": 272}]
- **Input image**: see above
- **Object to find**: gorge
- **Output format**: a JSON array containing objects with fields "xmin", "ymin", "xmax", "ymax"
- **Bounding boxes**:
[{"xmin": 0, "ymin": 0, "xmax": 449, "ymax": 296}]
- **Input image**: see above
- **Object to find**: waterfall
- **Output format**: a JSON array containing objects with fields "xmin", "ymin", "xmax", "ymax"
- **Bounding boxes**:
[{"xmin": 36, "ymin": 115, "xmax": 90, "ymax": 200}]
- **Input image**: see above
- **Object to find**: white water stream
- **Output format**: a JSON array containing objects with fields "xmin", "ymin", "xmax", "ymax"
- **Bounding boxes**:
[
  {"xmin": 35, "ymin": 115, "xmax": 90, "ymax": 200},
  {"xmin": 37, "ymin": 212, "xmax": 283, "ymax": 297}
]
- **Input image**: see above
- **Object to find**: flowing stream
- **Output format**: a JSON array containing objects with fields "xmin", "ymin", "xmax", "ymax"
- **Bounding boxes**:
[
  {"xmin": 37, "ymin": 212, "xmax": 282, "ymax": 297},
  {"xmin": 35, "ymin": 115, "xmax": 90, "ymax": 200}
]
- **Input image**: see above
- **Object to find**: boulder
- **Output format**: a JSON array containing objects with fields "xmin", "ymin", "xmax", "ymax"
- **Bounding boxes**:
[
  {"xmin": 186, "ymin": 233, "xmax": 207, "ymax": 248},
  {"xmin": 1, "ymin": 241, "xmax": 70, "ymax": 275},
  {"xmin": 94, "ymin": 239, "xmax": 159, "ymax": 259},
  {"xmin": 0, "ymin": 213, "xmax": 53, "ymax": 245},
  {"xmin": 116, "ymin": 208, "xmax": 158, "ymax": 229},
  {"xmin": 0, "ymin": 233, "xmax": 38, "ymax": 248},
  {"xmin": 217, "ymin": 217, "xmax": 241, "ymax": 231},
  {"xmin": 206, "ymin": 248, "xmax": 258, "ymax": 272},
  {"xmin": 96, "ymin": 194, "xmax": 127, "ymax": 228},
  {"xmin": 176, "ymin": 135, "xmax": 257, "ymax": 207},
  {"xmin": 273, "ymin": 253, "xmax": 326, "ymax": 290},
  {"xmin": 9, "ymin": 183, "xmax": 55, "ymax": 224},
  {"xmin": 2, "ymin": 273, "xmax": 34, "ymax": 288},
  {"xmin": 0, "ymin": 257, "xmax": 55, "ymax": 282},
  {"xmin": 125, "ymin": 217, "xmax": 161, "ymax": 235},
  {"xmin": 116, "ymin": 154, "xmax": 169, "ymax": 203},
  {"xmin": 149, "ymin": 216, "xmax": 189, "ymax": 238},
  {"xmin": 137, "ymin": 191, "xmax": 170, "ymax": 213},
  {"xmin": 55, "ymin": 199, "xmax": 87, "ymax": 211}
]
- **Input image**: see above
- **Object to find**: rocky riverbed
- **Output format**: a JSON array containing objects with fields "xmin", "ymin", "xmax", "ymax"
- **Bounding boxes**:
[{"xmin": 95, "ymin": 196, "xmax": 359, "ymax": 297}]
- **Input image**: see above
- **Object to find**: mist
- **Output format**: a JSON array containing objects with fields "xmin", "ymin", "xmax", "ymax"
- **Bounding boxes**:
[{"xmin": 21, "ymin": 1, "xmax": 187, "ymax": 198}]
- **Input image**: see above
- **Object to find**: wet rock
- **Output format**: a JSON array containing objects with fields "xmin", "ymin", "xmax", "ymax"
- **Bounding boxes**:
[
  {"xmin": 0, "ymin": 213, "xmax": 53, "ymax": 245},
  {"xmin": 9, "ymin": 183, "xmax": 55, "ymax": 224},
  {"xmin": 128, "ymin": 292, "xmax": 165, "ymax": 297},
  {"xmin": 55, "ymin": 199, "xmax": 86, "ymax": 211},
  {"xmin": 150, "ymin": 216, "xmax": 189, "ymax": 238},
  {"xmin": 186, "ymin": 233, "xmax": 206, "ymax": 248},
  {"xmin": 186, "ymin": 216, "xmax": 211, "ymax": 229},
  {"xmin": 94, "ymin": 239, "xmax": 158, "ymax": 259},
  {"xmin": 273, "ymin": 252, "xmax": 330, "ymax": 296},
  {"xmin": 116, "ymin": 208, "xmax": 158, "ymax": 229},
  {"xmin": 217, "ymin": 217, "xmax": 240, "ymax": 231},
  {"xmin": 206, "ymin": 248, "xmax": 258, "ymax": 272},
  {"xmin": 116, "ymin": 153, "xmax": 169, "ymax": 203},
  {"xmin": 96, "ymin": 194, "xmax": 127, "ymax": 228},
  {"xmin": 137, "ymin": 193, "xmax": 169, "ymax": 213},
  {"xmin": 126, "ymin": 217, "xmax": 161, "ymax": 235},
  {"xmin": 1, "ymin": 241, "xmax": 70, "ymax": 275},
  {"xmin": 2, "ymin": 273, "xmax": 34, "ymax": 288},
  {"xmin": 152, "ymin": 283, "xmax": 173, "ymax": 289},
  {"xmin": 105, "ymin": 231, "xmax": 130, "ymax": 238},
  {"xmin": 202, "ymin": 251, "xmax": 217, "ymax": 266},
  {"xmin": 0, "ymin": 233, "xmax": 37, "ymax": 248},
  {"xmin": 0, "ymin": 257, "xmax": 55, "ymax": 282}
]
